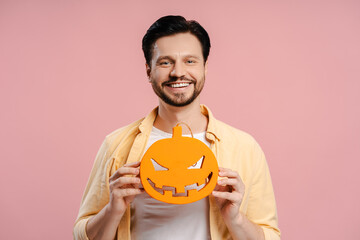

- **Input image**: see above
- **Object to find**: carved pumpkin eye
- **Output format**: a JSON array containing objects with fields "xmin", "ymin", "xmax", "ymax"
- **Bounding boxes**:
[
  {"xmin": 151, "ymin": 158, "xmax": 169, "ymax": 171},
  {"xmin": 187, "ymin": 156, "xmax": 204, "ymax": 169}
]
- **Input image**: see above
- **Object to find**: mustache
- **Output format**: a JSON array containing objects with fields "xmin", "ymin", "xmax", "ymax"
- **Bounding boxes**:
[{"xmin": 162, "ymin": 76, "xmax": 196, "ymax": 85}]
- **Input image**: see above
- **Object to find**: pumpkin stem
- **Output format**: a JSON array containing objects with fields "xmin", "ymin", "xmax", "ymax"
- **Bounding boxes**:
[
  {"xmin": 175, "ymin": 122, "xmax": 194, "ymax": 138},
  {"xmin": 172, "ymin": 125, "xmax": 183, "ymax": 138}
]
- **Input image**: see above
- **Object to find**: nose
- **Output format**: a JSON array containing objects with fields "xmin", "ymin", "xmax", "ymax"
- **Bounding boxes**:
[{"xmin": 170, "ymin": 62, "xmax": 185, "ymax": 78}]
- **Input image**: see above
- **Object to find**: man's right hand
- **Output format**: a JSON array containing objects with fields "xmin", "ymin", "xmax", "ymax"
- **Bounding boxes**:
[
  {"xmin": 86, "ymin": 161, "xmax": 143, "ymax": 240},
  {"xmin": 108, "ymin": 161, "xmax": 143, "ymax": 215}
]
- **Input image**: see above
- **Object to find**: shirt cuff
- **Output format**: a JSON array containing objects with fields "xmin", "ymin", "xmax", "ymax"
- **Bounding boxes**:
[
  {"xmin": 262, "ymin": 226, "xmax": 281, "ymax": 240},
  {"xmin": 73, "ymin": 218, "xmax": 90, "ymax": 240}
]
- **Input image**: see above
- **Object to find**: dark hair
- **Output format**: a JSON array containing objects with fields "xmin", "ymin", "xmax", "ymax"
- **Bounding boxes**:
[{"xmin": 142, "ymin": 15, "xmax": 211, "ymax": 66}]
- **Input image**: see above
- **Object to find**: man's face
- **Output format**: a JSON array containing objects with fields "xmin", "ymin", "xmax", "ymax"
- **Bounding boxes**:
[{"xmin": 147, "ymin": 33, "xmax": 208, "ymax": 107}]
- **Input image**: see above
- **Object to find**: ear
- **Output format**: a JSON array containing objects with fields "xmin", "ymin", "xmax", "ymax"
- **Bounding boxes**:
[
  {"xmin": 204, "ymin": 60, "xmax": 208, "ymax": 76},
  {"xmin": 146, "ymin": 63, "xmax": 151, "ymax": 81}
]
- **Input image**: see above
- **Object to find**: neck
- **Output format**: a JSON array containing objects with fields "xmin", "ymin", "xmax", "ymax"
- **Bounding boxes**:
[{"xmin": 153, "ymin": 98, "xmax": 208, "ymax": 135}]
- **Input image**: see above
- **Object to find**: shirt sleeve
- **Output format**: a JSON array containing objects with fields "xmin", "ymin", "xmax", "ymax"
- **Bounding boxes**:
[
  {"xmin": 247, "ymin": 141, "xmax": 281, "ymax": 240},
  {"xmin": 73, "ymin": 138, "xmax": 113, "ymax": 240}
]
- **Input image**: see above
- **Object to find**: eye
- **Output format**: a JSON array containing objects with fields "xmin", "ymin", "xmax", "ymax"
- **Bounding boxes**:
[
  {"xmin": 187, "ymin": 156, "xmax": 204, "ymax": 169},
  {"xmin": 159, "ymin": 61, "xmax": 172, "ymax": 66},
  {"xmin": 151, "ymin": 158, "xmax": 169, "ymax": 171}
]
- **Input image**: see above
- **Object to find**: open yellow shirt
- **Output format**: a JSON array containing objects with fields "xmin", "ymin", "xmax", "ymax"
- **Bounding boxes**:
[{"xmin": 73, "ymin": 105, "xmax": 280, "ymax": 240}]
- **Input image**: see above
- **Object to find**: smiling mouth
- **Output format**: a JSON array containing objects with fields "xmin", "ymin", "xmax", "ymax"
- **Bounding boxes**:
[
  {"xmin": 167, "ymin": 82, "xmax": 191, "ymax": 88},
  {"xmin": 163, "ymin": 78, "xmax": 194, "ymax": 89},
  {"xmin": 147, "ymin": 172, "xmax": 213, "ymax": 197},
  {"xmin": 163, "ymin": 82, "xmax": 193, "ymax": 89}
]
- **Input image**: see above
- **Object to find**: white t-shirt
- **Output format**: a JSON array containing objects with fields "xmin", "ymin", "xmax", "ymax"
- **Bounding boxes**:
[{"xmin": 130, "ymin": 127, "xmax": 211, "ymax": 240}]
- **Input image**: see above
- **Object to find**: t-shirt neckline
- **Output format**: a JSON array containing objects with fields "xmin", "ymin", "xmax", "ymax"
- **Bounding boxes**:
[{"xmin": 152, "ymin": 126, "xmax": 206, "ymax": 138}]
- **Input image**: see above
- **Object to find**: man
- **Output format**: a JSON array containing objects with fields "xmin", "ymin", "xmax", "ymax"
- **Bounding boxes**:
[{"xmin": 74, "ymin": 15, "xmax": 280, "ymax": 240}]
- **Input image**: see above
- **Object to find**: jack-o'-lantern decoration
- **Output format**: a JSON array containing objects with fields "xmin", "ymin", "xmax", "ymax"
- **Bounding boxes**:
[{"xmin": 140, "ymin": 124, "xmax": 218, "ymax": 204}]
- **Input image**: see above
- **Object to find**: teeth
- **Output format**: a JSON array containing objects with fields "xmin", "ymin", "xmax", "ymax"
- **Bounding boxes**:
[
  {"xmin": 164, "ymin": 190, "xmax": 173, "ymax": 197},
  {"xmin": 197, "ymin": 179, "xmax": 205, "ymax": 186},
  {"xmin": 187, "ymin": 189, "xmax": 197, "ymax": 197},
  {"xmin": 176, "ymin": 186, "xmax": 185, "ymax": 193},
  {"xmin": 155, "ymin": 183, "xmax": 163, "ymax": 188},
  {"xmin": 170, "ymin": 83, "xmax": 190, "ymax": 88}
]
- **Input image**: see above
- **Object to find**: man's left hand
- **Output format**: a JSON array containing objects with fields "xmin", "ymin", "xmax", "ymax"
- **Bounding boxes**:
[{"xmin": 212, "ymin": 167, "xmax": 245, "ymax": 222}]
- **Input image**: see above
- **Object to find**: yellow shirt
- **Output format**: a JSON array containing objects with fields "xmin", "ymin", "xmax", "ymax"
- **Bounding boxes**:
[{"xmin": 73, "ymin": 105, "xmax": 281, "ymax": 240}]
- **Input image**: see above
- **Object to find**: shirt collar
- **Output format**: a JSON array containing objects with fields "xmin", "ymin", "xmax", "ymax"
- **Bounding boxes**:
[
  {"xmin": 200, "ymin": 104, "xmax": 221, "ymax": 142},
  {"xmin": 138, "ymin": 104, "xmax": 221, "ymax": 142}
]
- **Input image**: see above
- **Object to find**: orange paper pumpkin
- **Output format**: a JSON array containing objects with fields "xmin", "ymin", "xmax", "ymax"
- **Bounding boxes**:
[{"xmin": 140, "ymin": 125, "xmax": 218, "ymax": 204}]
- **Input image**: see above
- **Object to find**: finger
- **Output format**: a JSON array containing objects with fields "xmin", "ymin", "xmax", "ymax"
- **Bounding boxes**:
[
  {"xmin": 110, "ymin": 167, "xmax": 140, "ymax": 182},
  {"xmin": 110, "ymin": 176, "xmax": 141, "ymax": 190},
  {"xmin": 214, "ymin": 183, "xmax": 231, "ymax": 193},
  {"xmin": 109, "ymin": 161, "xmax": 141, "ymax": 181},
  {"xmin": 212, "ymin": 190, "xmax": 242, "ymax": 203},
  {"xmin": 218, "ymin": 178, "xmax": 244, "ymax": 193},
  {"xmin": 117, "ymin": 167, "xmax": 140, "ymax": 176},
  {"xmin": 217, "ymin": 178, "xmax": 238, "ymax": 187},
  {"xmin": 218, "ymin": 168, "xmax": 240, "ymax": 178}
]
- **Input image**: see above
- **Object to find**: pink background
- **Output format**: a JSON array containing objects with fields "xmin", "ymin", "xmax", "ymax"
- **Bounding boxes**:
[{"xmin": 1, "ymin": 1, "xmax": 359, "ymax": 239}]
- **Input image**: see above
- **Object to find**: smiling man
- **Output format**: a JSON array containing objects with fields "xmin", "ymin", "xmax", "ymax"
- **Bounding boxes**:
[
  {"xmin": 149, "ymin": 33, "xmax": 206, "ymax": 107},
  {"xmin": 74, "ymin": 15, "xmax": 280, "ymax": 240}
]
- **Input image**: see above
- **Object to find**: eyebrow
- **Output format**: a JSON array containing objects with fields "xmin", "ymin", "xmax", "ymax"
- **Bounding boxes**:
[{"xmin": 183, "ymin": 55, "xmax": 201, "ymax": 60}]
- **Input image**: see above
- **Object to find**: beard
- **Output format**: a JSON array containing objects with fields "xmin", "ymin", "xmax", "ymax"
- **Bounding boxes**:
[{"xmin": 151, "ymin": 76, "xmax": 205, "ymax": 107}]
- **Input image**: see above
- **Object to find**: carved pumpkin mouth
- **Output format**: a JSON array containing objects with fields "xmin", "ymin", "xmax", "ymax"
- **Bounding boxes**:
[{"xmin": 147, "ymin": 172, "xmax": 213, "ymax": 197}]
